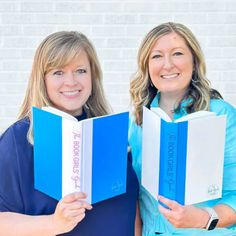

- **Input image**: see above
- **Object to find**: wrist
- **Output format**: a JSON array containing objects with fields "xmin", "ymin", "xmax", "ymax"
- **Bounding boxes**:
[
  {"xmin": 199, "ymin": 208, "xmax": 211, "ymax": 229},
  {"xmin": 47, "ymin": 214, "xmax": 57, "ymax": 236},
  {"xmin": 202, "ymin": 207, "xmax": 219, "ymax": 230}
]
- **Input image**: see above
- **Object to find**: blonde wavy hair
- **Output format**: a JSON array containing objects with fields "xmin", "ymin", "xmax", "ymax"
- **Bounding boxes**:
[
  {"xmin": 18, "ymin": 31, "xmax": 111, "ymax": 143},
  {"xmin": 130, "ymin": 22, "xmax": 222, "ymax": 125}
]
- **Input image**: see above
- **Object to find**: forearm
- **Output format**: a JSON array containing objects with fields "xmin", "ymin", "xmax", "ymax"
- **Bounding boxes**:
[
  {"xmin": 0, "ymin": 212, "xmax": 54, "ymax": 236},
  {"xmin": 214, "ymin": 204, "xmax": 236, "ymax": 228},
  {"xmin": 199, "ymin": 204, "xmax": 236, "ymax": 229},
  {"xmin": 135, "ymin": 202, "xmax": 142, "ymax": 236}
]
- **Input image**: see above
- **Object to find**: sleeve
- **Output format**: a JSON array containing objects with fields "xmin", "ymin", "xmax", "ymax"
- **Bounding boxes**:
[
  {"xmin": 216, "ymin": 105, "xmax": 236, "ymax": 211},
  {"xmin": 0, "ymin": 126, "xmax": 25, "ymax": 213}
]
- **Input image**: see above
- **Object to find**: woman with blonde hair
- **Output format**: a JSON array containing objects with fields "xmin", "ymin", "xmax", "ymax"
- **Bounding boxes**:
[
  {"xmin": 0, "ymin": 31, "xmax": 139, "ymax": 236},
  {"xmin": 129, "ymin": 22, "xmax": 236, "ymax": 235}
]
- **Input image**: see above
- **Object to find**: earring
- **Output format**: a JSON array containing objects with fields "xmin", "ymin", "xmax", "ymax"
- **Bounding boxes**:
[
  {"xmin": 191, "ymin": 73, "xmax": 198, "ymax": 83},
  {"xmin": 150, "ymin": 81, "xmax": 154, "ymax": 87}
]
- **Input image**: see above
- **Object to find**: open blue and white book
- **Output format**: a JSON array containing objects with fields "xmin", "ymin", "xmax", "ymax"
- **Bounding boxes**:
[
  {"xmin": 142, "ymin": 106, "xmax": 226, "ymax": 205},
  {"xmin": 33, "ymin": 106, "xmax": 129, "ymax": 204}
]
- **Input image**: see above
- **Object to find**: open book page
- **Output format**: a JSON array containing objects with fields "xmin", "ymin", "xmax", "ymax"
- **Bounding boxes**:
[
  {"xmin": 33, "ymin": 106, "xmax": 129, "ymax": 203},
  {"xmin": 184, "ymin": 115, "xmax": 226, "ymax": 204},
  {"xmin": 151, "ymin": 107, "xmax": 215, "ymax": 123},
  {"xmin": 151, "ymin": 107, "xmax": 172, "ymax": 122},
  {"xmin": 175, "ymin": 110, "xmax": 215, "ymax": 122},
  {"xmin": 42, "ymin": 106, "xmax": 77, "ymax": 121}
]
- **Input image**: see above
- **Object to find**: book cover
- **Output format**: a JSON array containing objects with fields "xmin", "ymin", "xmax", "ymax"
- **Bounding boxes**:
[
  {"xmin": 33, "ymin": 107, "xmax": 129, "ymax": 204},
  {"xmin": 142, "ymin": 107, "xmax": 226, "ymax": 205}
]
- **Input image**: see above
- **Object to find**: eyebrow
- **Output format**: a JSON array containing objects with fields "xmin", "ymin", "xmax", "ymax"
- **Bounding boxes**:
[{"xmin": 151, "ymin": 47, "xmax": 185, "ymax": 53}]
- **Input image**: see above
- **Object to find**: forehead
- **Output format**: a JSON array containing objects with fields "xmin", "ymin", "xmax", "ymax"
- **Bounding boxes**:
[
  {"xmin": 57, "ymin": 49, "xmax": 90, "ymax": 68},
  {"xmin": 151, "ymin": 32, "xmax": 189, "ymax": 51},
  {"xmin": 71, "ymin": 49, "xmax": 89, "ymax": 64}
]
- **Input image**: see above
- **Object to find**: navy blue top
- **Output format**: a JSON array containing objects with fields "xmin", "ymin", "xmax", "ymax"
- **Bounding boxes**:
[{"xmin": 0, "ymin": 113, "xmax": 139, "ymax": 236}]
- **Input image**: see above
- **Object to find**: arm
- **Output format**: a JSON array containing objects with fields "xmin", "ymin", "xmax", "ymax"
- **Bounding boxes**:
[
  {"xmin": 0, "ymin": 123, "xmax": 92, "ymax": 235},
  {"xmin": 135, "ymin": 201, "xmax": 142, "ymax": 236},
  {"xmin": 0, "ymin": 192, "xmax": 92, "ymax": 236},
  {"xmin": 0, "ymin": 212, "xmax": 54, "ymax": 236},
  {"xmin": 158, "ymin": 103, "xmax": 236, "ymax": 229},
  {"xmin": 214, "ymin": 204, "xmax": 236, "ymax": 227},
  {"xmin": 158, "ymin": 196, "xmax": 236, "ymax": 229}
]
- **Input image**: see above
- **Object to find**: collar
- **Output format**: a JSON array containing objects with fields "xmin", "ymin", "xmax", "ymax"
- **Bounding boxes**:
[
  {"xmin": 150, "ymin": 92, "xmax": 190, "ymax": 120},
  {"xmin": 75, "ymin": 109, "xmax": 87, "ymax": 122}
]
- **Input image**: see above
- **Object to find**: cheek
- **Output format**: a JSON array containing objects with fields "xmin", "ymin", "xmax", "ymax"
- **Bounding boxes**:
[
  {"xmin": 44, "ymin": 80, "xmax": 52, "ymax": 97},
  {"xmin": 149, "ymin": 61, "xmax": 161, "ymax": 77},
  {"xmin": 45, "ymin": 79, "xmax": 59, "ymax": 99},
  {"xmin": 183, "ymin": 63, "xmax": 194, "ymax": 82},
  {"xmin": 83, "ymin": 76, "xmax": 92, "ymax": 93},
  {"xmin": 181, "ymin": 58, "xmax": 194, "ymax": 74},
  {"xmin": 148, "ymin": 62, "xmax": 161, "ymax": 86}
]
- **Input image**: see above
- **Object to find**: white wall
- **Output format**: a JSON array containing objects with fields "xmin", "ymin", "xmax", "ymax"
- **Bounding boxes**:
[{"xmin": 1, "ymin": 0, "xmax": 236, "ymax": 133}]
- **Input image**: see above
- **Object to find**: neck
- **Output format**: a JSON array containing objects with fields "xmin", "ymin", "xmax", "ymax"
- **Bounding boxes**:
[
  {"xmin": 159, "ymin": 100, "xmax": 175, "ymax": 119},
  {"xmin": 159, "ymin": 92, "xmax": 183, "ymax": 119}
]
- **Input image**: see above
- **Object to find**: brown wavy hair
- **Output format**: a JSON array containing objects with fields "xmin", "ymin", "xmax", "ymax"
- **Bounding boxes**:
[{"xmin": 130, "ymin": 22, "xmax": 222, "ymax": 125}]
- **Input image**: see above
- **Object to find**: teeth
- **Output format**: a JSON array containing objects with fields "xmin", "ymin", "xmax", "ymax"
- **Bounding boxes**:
[
  {"xmin": 62, "ymin": 91, "xmax": 79, "ymax": 96},
  {"xmin": 162, "ymin": 73, "xmax": 179, "ymax": 79}
]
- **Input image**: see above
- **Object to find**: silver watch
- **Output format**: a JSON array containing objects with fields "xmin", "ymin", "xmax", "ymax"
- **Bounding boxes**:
[{"xmin": 203, "ymin": 207, "xmax": 219, "ymax": 230}]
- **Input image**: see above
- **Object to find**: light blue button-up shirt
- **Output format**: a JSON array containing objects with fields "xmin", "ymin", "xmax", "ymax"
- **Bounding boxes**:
[{"xmin": 129, "ymin": 95, "xmax": 236, "ymax": 235}]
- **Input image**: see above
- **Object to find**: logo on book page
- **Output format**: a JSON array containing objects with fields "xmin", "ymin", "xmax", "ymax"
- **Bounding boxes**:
[
  {"xmin": 111, "ymin": 180, "xmax": 124, "ymax": 192},
  {"xmin": 208, "ymin": 185, "xmax": 220, "ymax": 196}
]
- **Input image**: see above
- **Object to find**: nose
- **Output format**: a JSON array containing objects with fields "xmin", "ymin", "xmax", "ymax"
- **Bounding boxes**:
[
  {"xmin": 64, "ymin": 72, "xmax": 77, "ymax": 86},
  {"xmin": 163, "ymin": 56, "xmax": 174, "ymax": 70}
]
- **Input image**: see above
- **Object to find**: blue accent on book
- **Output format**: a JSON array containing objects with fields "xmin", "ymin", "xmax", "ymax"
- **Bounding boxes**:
[
  {"xmin": 33, "ymin": 107, "xmax": 128, "ymax": 203},
  {"xmin": 33, "ymin": 107, "xmax": 62, "ymax": 200},
  {"xmin": 91, "ymin": 113, "xmax": 128, "ymax": 203},
  {"xmin": 159, "ymin": 120, "xmax": 188, "ymax": 204}
]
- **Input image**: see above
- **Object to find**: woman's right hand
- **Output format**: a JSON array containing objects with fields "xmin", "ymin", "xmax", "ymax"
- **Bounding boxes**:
[{"xmin": 51, "ymin": 192, "xmax": 92, "ymax": 235}]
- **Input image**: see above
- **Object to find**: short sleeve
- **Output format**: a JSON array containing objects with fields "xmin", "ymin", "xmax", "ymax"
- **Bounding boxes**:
[
  {"xmin": 0, "ymin": 126, "xmax": 25, "ymax": 212},
  {"xmin": 210, "ymin": 100, "xmax": 236, "ymax": 211}
]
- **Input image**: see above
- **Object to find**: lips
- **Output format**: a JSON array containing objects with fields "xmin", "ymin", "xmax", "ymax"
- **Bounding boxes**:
[
  {"xmin": 161, "ymin": 73, "xmax": 179, "ymax": 79},
  {"xmin": 61, "ymin": 90, "xmax": 81, "ymax": 96}
]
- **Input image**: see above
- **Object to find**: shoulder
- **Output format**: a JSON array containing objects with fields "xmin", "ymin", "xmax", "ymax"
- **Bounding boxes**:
[
  {"xmin": 0, "ymin": 117, "xmax": 30, "ymax": 147},
  {"xmin": 210, "ymin": 99, "xmax": 236, "ymax": 138},
  {"xmin": 210, "ymin": 99, "xmax": 236, "ymax": 116},
  {"xmin": 0, "ymin": 118, "xmax": 32, "ymax": 213}
]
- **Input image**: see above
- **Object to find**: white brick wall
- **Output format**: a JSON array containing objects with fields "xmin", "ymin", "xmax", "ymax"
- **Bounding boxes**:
[{"xmin": 1, "ymin": 0, "xmax": 236, "ymax": 133}]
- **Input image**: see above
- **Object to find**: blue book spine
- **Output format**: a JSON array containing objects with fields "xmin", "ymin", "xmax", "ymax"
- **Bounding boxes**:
[
  {"xmin": 33, "ymin": 107, "xmax": 63, "ymax": 200},
  {"xmin": 175, "ymin": 122, "xmax": 188, "ymax": 205},
  {"xmin": 159, "ymin": 120, "xmax": 188, "ymax": 204},
  {"xmin": 159, "ymin": 120, "xmax": 178, "ymax": 201}
]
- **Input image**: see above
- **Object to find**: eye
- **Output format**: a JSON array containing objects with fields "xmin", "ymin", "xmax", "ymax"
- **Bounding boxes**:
[
  {"xmin": 75, "ymin": 68, "xmax": 87, "ymax": 74},
  {"xmin": 173, "ymin": 51, "xmax": 183, "ymax": 56},
  {"xmin": 53, "ymin": 70, "xmax": 64, "ymax": 76},
  {"xmin": 151, "ymin": 54, "xmax": 162, "ymax": 59}
]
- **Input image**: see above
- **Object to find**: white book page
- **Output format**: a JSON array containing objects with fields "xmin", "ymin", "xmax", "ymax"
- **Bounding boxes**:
[
  {"xmin": 184, "ymin": 115, "xmax": 226, "ymax": 204},
  {"xmin": 81, "ymin": 120, "xmax": 93, "ymax": 204},
  {"xmin": 142, "ymin": 107, "xmax": 161, "ymax": 199},
  {"xmin": 151, "ymin": 107, "xmax": 172, "ymax": 122},
  {"xmin": 151, "ymin": 107, "xmax": 215, "ymax": 123},
  {"xmin": 175, "ymin": 111, "xmax": 215, "ymax": 123},
  {"xmin": 42, "ymin": 106, "xmax": 77, "ymax": 121}
]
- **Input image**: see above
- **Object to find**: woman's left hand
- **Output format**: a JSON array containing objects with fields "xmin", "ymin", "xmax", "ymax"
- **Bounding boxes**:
[{"xmin": 158, "ymin": 195, "xmax": 209, "ymax": 228}]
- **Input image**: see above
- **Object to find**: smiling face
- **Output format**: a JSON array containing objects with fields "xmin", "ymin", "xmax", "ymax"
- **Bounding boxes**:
[
  {"xmin": 44, "ymin": 49, "xmax": 92, "ymax": 116},
  {"xmin": 148, "ymin": 32, "xmax": 194, "ymax": 98}
]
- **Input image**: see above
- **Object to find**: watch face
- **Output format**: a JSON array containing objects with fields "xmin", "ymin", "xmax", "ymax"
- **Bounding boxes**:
[{"xmin": 208, "ymin": 219, "xmax": 219, "ymax": 230}]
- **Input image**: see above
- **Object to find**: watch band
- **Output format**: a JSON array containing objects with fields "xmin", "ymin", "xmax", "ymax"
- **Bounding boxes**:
[{"xmin": 203, "ymin": 207, "xmax": 219, "ymax": 230}]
